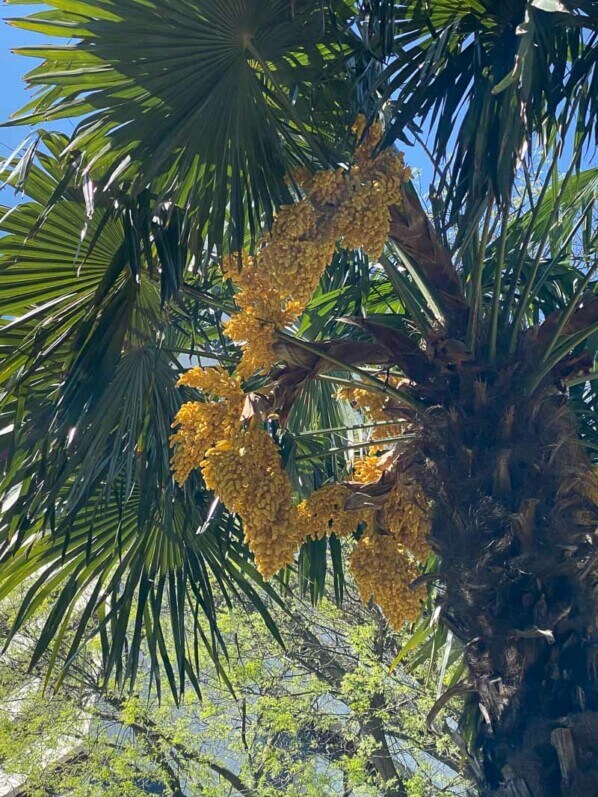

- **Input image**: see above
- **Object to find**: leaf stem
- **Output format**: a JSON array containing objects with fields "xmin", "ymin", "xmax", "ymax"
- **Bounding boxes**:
[
  {"xmin": 379, "ymin": 252, "xmax": 433, "ymax": 334},
  {"xmin": 500, "ymin": 154, "xmax": 560, "ymax": 328},
  {"xmin": 294, "ymin": 420, "xmax": 409, "ymax": 438},
  {"xmin": 295, "ymin": 435, "xmax": 415, "ymax": 462},
  {"xmin": 508, "ymin": 153, "xmax": 583, "ymax": 353},
  {"xmin": 488, "ymin": 203, "xmax": 510, "ymax": 362},
  {"xmin": 274, "ymin": 330, "xmax": 424, "ymax": 410},
  {"xmin": 467, "ymin": 198, "xmax": 493, "ymax": 353}
]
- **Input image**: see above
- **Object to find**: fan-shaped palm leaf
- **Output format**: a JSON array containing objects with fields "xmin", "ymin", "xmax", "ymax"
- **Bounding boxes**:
[
  {"xmin": 0, "ymin": 141, "xmax": 285, "ymax": 696},
  {"xmin": 376, "ymin": 0, "xmax": 597, "ymax": 230},
  {"xmin": 5, "ymin": 0, "xmax": 359, "ymax": 251}
]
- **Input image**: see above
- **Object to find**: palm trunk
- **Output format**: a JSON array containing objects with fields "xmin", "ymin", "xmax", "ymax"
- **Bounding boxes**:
[
  {"xmin": 424, "ymin": 376, "xmax": 598, "ymax": 796},
  {"xmin": 279, "ymin": 315, "xmax": 598, "ymax": 795},
  {"xmin": 385, "ymin": 196, "xmax": 598, "ymax": 795}
]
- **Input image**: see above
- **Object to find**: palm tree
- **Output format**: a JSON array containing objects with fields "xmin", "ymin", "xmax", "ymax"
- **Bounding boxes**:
[{"xmin": 1, "ymin": 1, "xmax": 597, "ymax": 794}]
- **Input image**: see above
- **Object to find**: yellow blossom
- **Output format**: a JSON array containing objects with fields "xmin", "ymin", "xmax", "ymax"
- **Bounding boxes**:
[
  {"xmin": 201, "ymin": 423, "xmax": 304, "ymax": 579},
  {"xmin": 384, "ymin": 480, "xmax": 431, "ymax": 563},
  {"xmin": 350, "ymin": 533, "xmax": 424, "ymax": 631},
  {"xmin": 297, "ymin": 483, "xmax": 372, "ymax": 541},
  {"xmin": 170, "ymin": 368, "xmax": 245, "ymax": 485},
  {"xmin": 223, "ymin": 121, "xmax": 411, "ymax": 384},
  {"xmin": 352, "ymin": 454, "xmax": 384, "ymax": 484}
]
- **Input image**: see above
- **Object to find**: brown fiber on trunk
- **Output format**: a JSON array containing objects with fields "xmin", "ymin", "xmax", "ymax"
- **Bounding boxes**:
[{"xmin": 420, "ymin": 369, "xmax": 598, "ymax": 796}]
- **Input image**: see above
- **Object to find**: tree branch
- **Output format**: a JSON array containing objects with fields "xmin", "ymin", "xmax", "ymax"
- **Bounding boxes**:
[{"xmin": 99, "ymin": 694, "xmax": 257, "ymax": 797}]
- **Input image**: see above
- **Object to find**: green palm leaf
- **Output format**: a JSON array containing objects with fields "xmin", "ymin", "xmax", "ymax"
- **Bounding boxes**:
[
  {"xmin": 0, "ymin": 143, "xmax": 283, "ymax": 697},
  {"xmin": 6, "ymin": 0, "xmax": 358, "ymax": 251},
  {"xmin": 377, "ymin": 0, "xmax": 597, "ymax": 229}
]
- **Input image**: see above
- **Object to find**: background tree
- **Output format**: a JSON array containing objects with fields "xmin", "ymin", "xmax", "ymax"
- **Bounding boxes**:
[{"xmin": 0, "ymin": 578, "xmax": 469, "ymax": 796}]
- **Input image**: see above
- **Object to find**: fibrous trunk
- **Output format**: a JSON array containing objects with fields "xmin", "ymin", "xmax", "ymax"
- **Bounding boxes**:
[{"xmin": 423, "ymin": 372, "xmax": 598, "ymax": 796}]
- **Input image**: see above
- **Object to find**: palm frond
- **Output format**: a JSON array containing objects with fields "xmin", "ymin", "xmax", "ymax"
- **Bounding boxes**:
[
  {"xmin": 378, "ymin": 0, "xmax": 597, "ymax": 230},
  {"xmin": 0, "ymin": 145, "xmax": 282, "ymax": 696},
  {"xmin": 5, "ymin": 0, "xmax": 359, "ymax": 251}
]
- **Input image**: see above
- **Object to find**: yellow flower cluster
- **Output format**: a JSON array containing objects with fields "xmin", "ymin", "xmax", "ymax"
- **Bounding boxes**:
[
  {"xmin": 171, "ymin": 367, "xmax": 305, "ymax": 578},
  {"xmin": 351, "ymin": 453, "xmax": 430, "ymax": 562},
  {"xmin": 350, "ymin": 532, "xmax": 425, "ymax": 631},
  {"xmin": 223, "ymin": 119, "xmax": 411, "ymax": 378},
  {"xmin": 384, "ymin": 480, "xmax": 431, "ymax": 563},
  {"xmin": 170, "ymin": 368, "xmax": 245, "ymax": 485},
  {"xmin": 300, "ymin": 119, "xmax": 410, "ymax": 259},
  {"xmin": 260, "ymin": 201, "xmax": 336, "ymax": 307},
  {"xmin": 171, "ymin": 122, "xmax": 414, "ymax": 583},
  {"xmin": 335, "ymin": 121, "xmax": 409, "ymax": 258},
  {"xmin": 175, "ymin": 365, "xmax": 243, "ymax": 398},
  {"xmin": 352, "ymin": 453, "xmax": 385, "ymax": 484},
  {"xmin": 201, "ymin": 422, "xmax": 304, "ymax": 580},
  {"xmin": 297, "ymin": 483, "xmax": 372, "ymax": 541},
  {"xmin": 223, "ymin": 254, "xmax": 302, "ymax": 379},
  {"xmin": 350, "ymin": 451, "xmax": 430, "ymax": 635},
  {"xmin": 170, "ymin": 371, "xmax": 428, "ymax": 630}
]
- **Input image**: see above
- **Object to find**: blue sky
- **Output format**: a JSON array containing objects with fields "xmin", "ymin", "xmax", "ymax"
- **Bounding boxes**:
[
  {"xmin": 0, "ymin": 4, "xmax": 49, "ymax": 158},
  {"xmin": 0, "ymin": 3, "xmax": 74, "ymax": 206}
]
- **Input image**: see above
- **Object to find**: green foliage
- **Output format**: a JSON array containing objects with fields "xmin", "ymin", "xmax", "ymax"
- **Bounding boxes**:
[
  {"xmin": 379, "ymin": 0, "xmax": 598, "ymax": 230},
  {"xmin": 4, "ymin": 0, "xmax": 360, "ymax": 252},
  {"xmin": 0, "ymin": 134, "xmax": 293, "ymax": 696},
  {"xmin": 0, "ymin": 579, "xmax": 470, "ymax": 796}
]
